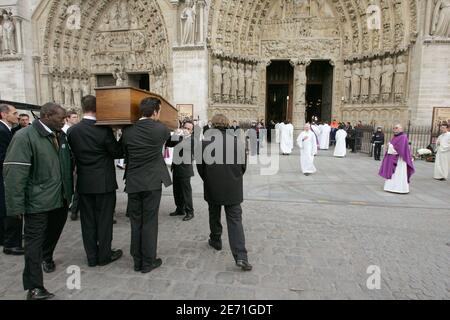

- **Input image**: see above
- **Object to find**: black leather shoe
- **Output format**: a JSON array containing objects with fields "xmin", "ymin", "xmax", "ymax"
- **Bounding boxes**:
[
  {"xmin": 169, "ymin": 211, "xmax": 184, "ymax": 216},
  {"xmin": 88, "ymin": 261, "xmax": 97, "ymax": 267},
  {"xmin": 208, "ymin": 239, "xmax": 222, "ymax": 251},
  {"xmin": 70, "ymin": 212, "xmax": 78, "ymax": 221},
  {"xmin": 113, "ymin": 219, "xmax": 117, "ymax": 224},
  {"xmin": 42, "ymin": 260, "xmax": 56, "ymax": 273},
  {"xmin": 3, "ymin": 247, "xmax": 24, "ymax": 255},
  {"xmin": 183, "ymin": 214, "xmax": 194, "ymax": 221},
  {"xmin": 26, "ymin": 288, "xmax": 55, "ymax": 300},
  {"xmin": 98, "ymin": 249, "xmax": 123, "ymax": 266},
  {"xmin": 141, "ymin": 258, "xmax": 162, "ymax": 274},
  {"xmin": 236, "ymin": 260, "xmax": 253, "ymax": 271}
]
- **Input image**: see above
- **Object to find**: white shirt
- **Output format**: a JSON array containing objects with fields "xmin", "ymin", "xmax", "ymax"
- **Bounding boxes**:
[
  {"xmin": 83, "ymin": 115, "xmax": 97, "ymax": 121},
  {"xmin": 62, "ymin": 124, "xmax": 70, "ymax": 134},
  {"xmin": 0, "ymin": 120, "xmax": 11, "ymax": 131},
  {"xmin": 39, "ymin": 120, "xmax": 53, "ymax": 134}
]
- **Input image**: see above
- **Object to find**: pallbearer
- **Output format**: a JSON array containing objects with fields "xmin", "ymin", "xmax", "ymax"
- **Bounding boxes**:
[{"xmin": 379, "ymin": 124, "xmax": 415, "ymax": 194}]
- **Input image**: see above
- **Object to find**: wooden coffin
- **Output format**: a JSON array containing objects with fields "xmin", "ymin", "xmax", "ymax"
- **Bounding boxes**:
[{"xmin": 94, "ymin": 86, "xmax": 178, "ymax": 130}]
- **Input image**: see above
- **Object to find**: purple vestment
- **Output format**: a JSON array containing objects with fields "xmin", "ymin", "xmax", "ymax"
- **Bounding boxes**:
[{"xmin": 379, "ymin": 133, "xmax": 415, "ymax": 183}]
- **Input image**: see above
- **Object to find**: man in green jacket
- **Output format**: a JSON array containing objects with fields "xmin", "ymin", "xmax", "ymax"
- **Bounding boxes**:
[{"xmin": 3, "ymin": 102, "xmax": 73, "ymax": 300}]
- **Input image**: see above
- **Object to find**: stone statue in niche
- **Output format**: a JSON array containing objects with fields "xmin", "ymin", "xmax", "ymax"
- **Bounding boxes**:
[
  {"xmin": 81, "ymin": 75, "xmax": 91, "ymax": 97},
  {"xmin": 294, "ymin": 63, "xmax": 307, "ymax": 106},
  {"xmin": 343, "ymin": 64, "xmax": 352, "ymax": 102},
  {"xmin": 394, "ymin": 56, "xmax": 407, "ymax": 102},
  {"xmin": 62, "ymin": 74, "xmax": 73, "ymax": 107},
  {"xmin": 370, "ymin": 59, "xmax": 382, "ymax": 103},
  {"xmin": 230, "ymin": 61, "xmax": 238, "ymax": 103},
  {"xmin": 72, "ymin": 76, "xmax": 81, "ymax": 109},
  {"xmin": 245, "ymin": 64, "xmax": 253, "ymax": 104},
  {"xmin": 431, "ymin": 0, "xmax": 450, "ymax": 37},
  {"xmin": 1, "ymin": 9, "xmax": 16, "ymax": 55},
  {"xmin": 113, "ymin": 65, "xmax": 128, "ymax": 86},
  {"xmin": 361, "ymin": 61, "xmax": 371, "ymax": 103},
  {"xmin": 251, "ymin": 65, "xmax": 259, "ymax": 104},
  {"xmin": 381, "ymin": 57, "xmax": 394, "ymax": 101},
  {"xmin": 52, "ymin": 74, "xmax": 63, "ymax": 104},
  {"xmin": 212, "ymin": 59, "xmax": 222, "ymax": 102},
  {"xmin": 221, "ymin": 60, "xmax": 231, "ymax": 102},
  {"xmin": 180, "ymin": 0, "xmax": 197, "ymax": 45},
  {"xmin": 351, "ymin": 62, "xmax": 362, "ymax": 103},
  {"xmin": 237, "ymin": 62, "xmax": 246, "ymax": 104}
]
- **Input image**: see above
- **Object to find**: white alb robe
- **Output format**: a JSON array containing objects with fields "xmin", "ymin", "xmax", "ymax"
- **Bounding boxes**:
[
  {"xmin": 319, "ymin": 124, "xmax": 331, "ymax": 150},
  {"xmin": 275, "ymin": 123, "xmax": 281, "ymax": 143},
  {"xmin": 297, "ymin": 130, "xmax": 318, "ymax": 174},
  {"xmin": 384, "ymin": 143, "xmax": 409, "ymax": 194},
  {"xmin": 311, "ymin": 124, "xmax": 321, "ymax": 146},
  {"xmin": 333, "ymin": 129, "xmax": 347, "ymax": 157},
  {"xmin": 434, "ymin": 132, "xmax": 450, "ymax": 180},
  {"xmin": 280, "ymin": 123, "xmax": 294, "ymax": 154}
]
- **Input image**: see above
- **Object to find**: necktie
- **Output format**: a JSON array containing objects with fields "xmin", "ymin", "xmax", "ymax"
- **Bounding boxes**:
[{"xmin": 52, "ymin": 133, "xmax": 59, "ymax": 151}]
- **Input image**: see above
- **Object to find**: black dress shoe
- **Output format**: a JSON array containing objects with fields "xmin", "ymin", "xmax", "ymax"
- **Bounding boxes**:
[
  {"xmin": 141, "ymin": 258, "xmax": 162, "ymax": 274},
  {"xmin": 169, "ymin": 211, "xmax": 184, "ymax": 216},
  {"xmin": 88, "ymin": 261, "xmax": 97, "ymax": 267},
  {"xmin": 70, "ymin": 212, "xmax": 78, "ymax": 221},
  {"xmin": 113, "ymin": 219, "xmax": 117, "ymax": 224},
  {"xmin": 236, "ymin": 260, "xmax": 253, "ymax": 271},
  {"xmin": 98, "ymin": 249, "xmax": 123, "ymax": 266},
  {"xmin": 3, "ymin": 247, "xmax": 24, "ymax": 255},
  {"xmin": 208, "ymin": 239, "xmax": 222, "ymax": 251},
  {"xmin": 26, "ymin": 288, "xmax": 55, "ymax": 300},
  {"xmin": 183, "ymin": 214, "xmax": 194, "ymax": 221},
  {"xmin": 42, "ymin": 260, "xmax": 56, "ymax": 273}
]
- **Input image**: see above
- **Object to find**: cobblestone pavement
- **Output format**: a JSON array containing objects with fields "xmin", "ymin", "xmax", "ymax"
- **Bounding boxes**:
[{"xmin": 1, "ymin": 146, "xmax": 449, "ymax": 300}]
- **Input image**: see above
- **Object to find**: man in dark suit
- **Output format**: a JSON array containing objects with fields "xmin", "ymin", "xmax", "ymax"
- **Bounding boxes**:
[
  {"xmin": 197, "ymin": 114, "xmax": 252, "ymax": 271},
  {"xmin": 0, "ymin": 104, "xmax": 23, "ymax": 254},
  {"xmin": 11, "ymin": 113, "xmax": 30, "ymax": 135},
  {"xmin": 122, "ymin": 97, "xmax": 172, "ymax": 273},
  {"xmin": 67, "ymin": 95, "xmax": 123, "ymax": 267},
  {"xmin": 203, "ymin": 120, "xmax": 212, "ymax": 135},
  {"xmin": 167, "ymin": 121, "xmax": 195, "ymax": 221}
]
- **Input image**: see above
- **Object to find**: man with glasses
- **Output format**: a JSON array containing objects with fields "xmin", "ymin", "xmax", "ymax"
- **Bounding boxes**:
[{"xmin": 379, "ymin": 124, "xmax": 415, "ymax": 194}]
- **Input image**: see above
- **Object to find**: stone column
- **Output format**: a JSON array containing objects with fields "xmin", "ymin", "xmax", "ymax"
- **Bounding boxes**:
[
  {"xmin": 14, "ymin": 17, "xmax": 23, "ymax": 54},
  {"xmin": 198, "ymin": 0, "xmax": 206, "ymax": 44},
  {"xmin": 257, "ymin": 59, "xmax": 271, "ymax": 119},
  {"xmin": 290, "ymin": 59, "xmax": 310, "ymax": 129},
  {"xmin": 424, "ymin": 0, "xmax": 433, "ymax": 36},
  {"xmin": 33, "ymin": 56, "xmax": 42, "ymax": 104}
]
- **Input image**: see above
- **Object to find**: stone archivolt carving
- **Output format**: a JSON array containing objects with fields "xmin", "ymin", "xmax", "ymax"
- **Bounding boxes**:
[{"xmin": 261, "ymin": 39, "xmax": 341, "ymax": 60}]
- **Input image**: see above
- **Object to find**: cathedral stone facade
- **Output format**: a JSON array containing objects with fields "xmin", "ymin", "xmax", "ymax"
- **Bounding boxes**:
[{"xmin": 0, "ymin": 0, "xmax": 449, "ymax": 128}]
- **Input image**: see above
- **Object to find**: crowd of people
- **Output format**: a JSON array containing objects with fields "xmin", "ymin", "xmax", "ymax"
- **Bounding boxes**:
[{"xmin": 0, "ymin": 98, "xmax": 449, "ymax": 300}]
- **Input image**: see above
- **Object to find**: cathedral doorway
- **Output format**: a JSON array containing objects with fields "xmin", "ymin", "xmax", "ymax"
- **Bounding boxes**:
[
  {"xmin": 305, "ymin": 60, "xmax": 333, "ymax": 123},
  {"xmin": 266, "ymin": 60, "xmax": 294, "ymax": 123}
]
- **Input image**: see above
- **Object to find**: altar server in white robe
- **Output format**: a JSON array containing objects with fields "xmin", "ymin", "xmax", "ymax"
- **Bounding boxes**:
[
  {"xmin": 333, "ymin": 126, "xmax": 347, "ymax": 157},
  {"xmin": 311, "ymin": 122, "xmax": 321, "ymax": 146},
  {"xmin": 275, "ymin": 122, "xmax": 281, "ymax": 144},
  {"xmin": 280, "ymin": 121, "xmax": 294, "ymax": 155},
  {"xmin": 319, "ymin": 122, "xmax": 331, "ymax": 150},
  {"xmin": 297, "ymin": 123, "xmax": 318, "ymax": 175},
  {"xmin": 434, "ymin": 124, "xmax": 450, "ymax": 181}
]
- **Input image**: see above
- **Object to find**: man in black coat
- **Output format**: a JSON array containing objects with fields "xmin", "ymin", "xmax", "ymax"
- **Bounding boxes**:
[
  {"xmin": 67, "ymin": 95, "xmax": 123, "ymax": 267},
  {"xmin": 0, "ymin": 104, "xmax": 23, "ymax": 254},
  {"xmin": 203, "ymin": 120, "xmax": 212, "ymax": 135},
  {"xmin": 371, "ymin": 127, "xmax": 385, "ymax": 161},
  {"xmin": 197, "ymin": 114, "xmax": 252, "ymax": 271},
  {"xmin": 122, "ymin": 97, "xmax": 172, "ymax": 273},
  {"xmin": 11, "ymin": 113, "xmax": 30, "ymax": 136},
  {"xmin": 167, "ymin": 121, "xmax": 195, "ymax": 221}
]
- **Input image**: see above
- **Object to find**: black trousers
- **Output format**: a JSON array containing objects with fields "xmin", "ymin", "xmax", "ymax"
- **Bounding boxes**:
[
  {"xmin": 23, "ymin": 206, "xmax": 68, "ymax": 290},
  {"xmin": 374, "ymin": 143, "xmax": 383, "ymax": 160},
  {"xmin": 70, "ymin": 191, "xmax": 80, "ymax": 215},
  {"xmin": 173, "ymin": 176, "xmax": 193, "ymax": 215},
  {"xmin": 79, "ymin": 192, "xmax": 115, "ymax": 265},
  {"xmin": 127, "ymin": 190, "xmax": 161, "ymax": 268},
  {"xmin": 2, "ymin": 216, "xmax": 23, "ymax": 248},
  {"xmin": 208, "ymin": 203, "xmax": 248, "ymax": 262}
]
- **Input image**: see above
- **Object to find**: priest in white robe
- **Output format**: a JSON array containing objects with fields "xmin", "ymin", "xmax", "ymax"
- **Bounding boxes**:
[
  {"xmin": 275, "ymin": 122, "xmax": 281, "ymax": 144},
  {"xmin": 379, "ymin": 124, "xmax": 415, "ymax": 194},
  {"xmin": 311, "ymin": 122, "xmax": 321, "ymax": 147},
  {"xmin": 280, "ymin": 121, "xmax": 294, "ymax": 155},
  {"xmin": 297, "ymin": 123, "xmax": 318, "ymax": 175},
  {"xmin": 319, "ymin": 122, "xmax": 331, "ymax": 150},
  {"xmin": 434, "ymin": 124, "xmax": 450, "ymax": 181},
  {"xmin": 333, "ymin": 126, "xmax": 347, "ymax": 157}
]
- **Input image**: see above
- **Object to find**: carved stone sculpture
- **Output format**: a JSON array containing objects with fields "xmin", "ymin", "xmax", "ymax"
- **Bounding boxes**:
[
  {"xmin": 381, "ymin": 57, "xmax": 394, "ymax": 101},
  {"xmin": 81, "ymin": 76, "xmax": 91, "ymax": 97},
  {"xmin": 251, "ymin": 65, "xmax": 259, "ymax": 104},
  {"xmin": 113, "ymin": 66, "xmax": 128, "ymax": 86},
  {"xmin": 52, "ymin": 74, "xmax": 63, "ymax": 104},
  {"xmin": 221, "ymin": 60, "xmax": 231, "ymax": 102},
  {"xmin": 394, "ymin": 56, "xmax": 407, "ymax": 102},
  {"xmin": 230, "ymin": 61, "xmax": 238, "ymax": 103},
  {"xmin": 431, "ymin": 0, "xmax": 450, "ymax": 37},
  {"xmin": 370, "ymin": 59, "xmax": 382, "ymax": 103},
  {"xmin": 361, "ymin": 61, "xmax": 371, "ymax": 102},
  {"xmin": 343, "ymin": 64, "xmax": 352, "ymax": 102},
  {"xmin": 245, "ymin": 64, "xmax": 253, "ymax": 103},
  {"xmin": 212, "ymin": 59, "xmax": 222, "ymax": 102},
  {"xmin": 1, "ymin": 10, "xmax": 16, "ymax": 55},
  {"xmin": 62, "ymin": 74, "xmax": 73, "ymax": 107},
  {"xmin": 72, "ymin": 76, "xmax": 81, "ymax": 109},
  {"xmin": 351, "ymin": 62, "xmax": 362, "ymax": 103},
  {"xmin": 181, "ymin": 0, "xmax": 197, "ymax": 45},
  {"xmin": 237, "ymin": 62, "xmax": 245, "ymax": 103}
]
